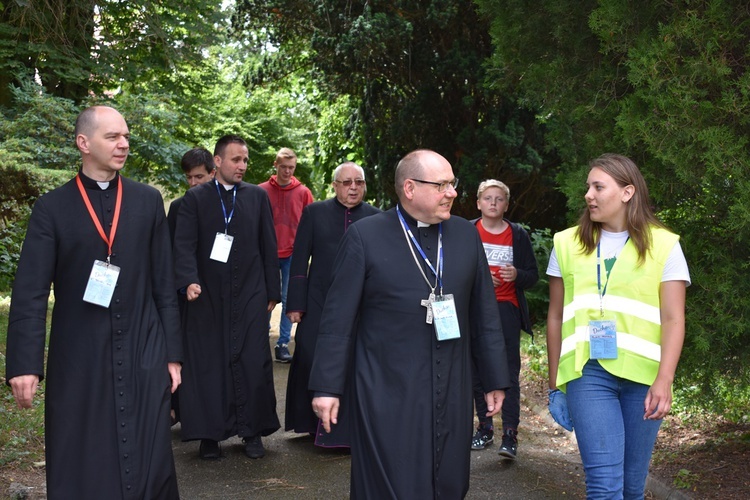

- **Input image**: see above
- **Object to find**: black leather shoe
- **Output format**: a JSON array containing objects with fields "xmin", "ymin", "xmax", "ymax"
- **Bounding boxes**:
[
  {"xmin": 243, "ymin": 434, "xmax": 265, "ymax": 459},
  {"xmin": 199, "ymin": 439, "xmax": 220, "ymax": 459}
]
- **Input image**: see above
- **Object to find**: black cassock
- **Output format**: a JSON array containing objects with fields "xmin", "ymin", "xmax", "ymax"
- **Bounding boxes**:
[
  {"xmin": 285, "ymin": 198, "xmax": 380, "ymax": 444},
  {"xmin": 309, "ymin": 206, "xmax": 510, "ymax": 500},
  {"xmin": 6, "ymin": 173, "xmax": 182, "ymax": 499},
  {"xmin": 174, "ymin": 181, "xmax": 281, "ymax": 441}
]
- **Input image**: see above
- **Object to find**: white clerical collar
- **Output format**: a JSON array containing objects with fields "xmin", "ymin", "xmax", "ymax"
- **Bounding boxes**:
[
  {"xmin": 221, "ymin": 183, "xmax": 235, "ymax": 191},
  {"xmin": 96, "ymin": 181, "xmax": 110, "ymax": 190},
  {"xmin": 417, "ymin": 221, "xmax": 431, "ymax": 227}
]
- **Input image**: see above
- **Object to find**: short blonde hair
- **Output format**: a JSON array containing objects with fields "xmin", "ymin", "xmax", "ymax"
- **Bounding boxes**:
[{"xmin": 477, "ymin": 179, "xmax": 510, "ymax": 199}]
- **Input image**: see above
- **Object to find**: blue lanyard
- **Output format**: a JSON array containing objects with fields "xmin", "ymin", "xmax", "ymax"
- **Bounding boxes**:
[
  {"xmin": 396, "ymin": 205, "xmax": 443, "ymax": 293},
  {"xmin": 596, "ymin": 236, "xmax": 629, "ymax": 316},
  {"xmin": 214, "ymin": 180, "xmax": 237, "ymax": 234}
]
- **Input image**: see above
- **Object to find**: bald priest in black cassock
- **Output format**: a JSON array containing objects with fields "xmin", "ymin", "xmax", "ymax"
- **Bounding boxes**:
[
  {"xmin": 6, "ymin": 173, "xmax": 182, "ymax": 498},
  {"xmin": 173, "ymin": 179, "xmax": 281, "ymax": 445},
  {"xmin": 309, "ymin": 150, "xmax": 511, "ymax": 499},
  {"xmin": 6, "ymin": 106, "xmax": 181, "ymax": 499}
]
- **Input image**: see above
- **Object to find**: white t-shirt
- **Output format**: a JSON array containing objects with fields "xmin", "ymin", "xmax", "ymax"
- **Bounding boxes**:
[{"xmin": 546, "ymin": 229, "xmax": 691, "ymax": 285}]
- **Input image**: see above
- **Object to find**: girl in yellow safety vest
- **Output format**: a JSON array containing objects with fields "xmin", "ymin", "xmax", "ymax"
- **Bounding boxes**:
[{"xmin": 546, "ymin": 153, "xmax": 690, "ymax": 499}]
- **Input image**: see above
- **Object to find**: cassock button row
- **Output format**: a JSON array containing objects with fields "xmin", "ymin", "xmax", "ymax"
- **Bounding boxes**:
[
  {"xmin": 117, "ymin": 345, "xmax": 121, "ymax": 350},
  {"xmin": 124, "ymin": 454, "xmax": 129, "ymax": 458},
  {"xmin": 117, "ymin": 330, "xmax": 122, "ymax": 335},
  {"xmin": 118, "ymin": 376, "xmax": 122, "ymax": 381},
  {"xmin": 122, "ymin": 438, "xmax": 127, "ymax": 442},
  {"xmin": 127, "ymin": 486, "xmax": 131, "ymax": 491},
  {"xmin": 120, "ymin": 406, "xmax": 125, "ymax": 411},
  {"xmin": 437, "ymin": 389, "xmax": 441, "ymax": 394},
  {"xmin": 118, "ymin": 361, "xmax": 123, "ymax": 365},
  {"xmin": 436, "ymin": 344, "xmax": 441, "ymax": 349},
  {"xmin": 437, "ymin": 374, "xmax": 441, "ymax": 379},
  {"xmin": 116, "ymin": 314, "xmax": 121, "ymax": 319},
  {"xmin": 436, "ymin": 359, "xmax": 441, "ymax": 364},
  {"xmin": 119, "ymin": 391, "xmax": 124, "ymax": 396},
  {"xmin": 125, "ymin": 469, "xmax": 130, "ymax": 474}
]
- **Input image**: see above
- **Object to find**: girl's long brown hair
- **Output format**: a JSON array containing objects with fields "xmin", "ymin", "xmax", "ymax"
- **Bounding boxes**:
[{"xmin": 575, "ymin": 154, "xmax": 666, "ymax": 266}]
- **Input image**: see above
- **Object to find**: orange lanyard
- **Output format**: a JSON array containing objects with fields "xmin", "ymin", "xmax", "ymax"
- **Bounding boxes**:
[{"xmin": 76, "ymin": 174, "xmax": 123, "ymax": 263}]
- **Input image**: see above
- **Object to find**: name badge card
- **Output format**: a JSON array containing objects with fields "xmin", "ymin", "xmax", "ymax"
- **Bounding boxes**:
[
  {"xmin": 83, "ymin": 260, "xmax": 120, "ymax": 308},
  {"xmin": 432, "ymin": 294, "xmax": 460, "ymax": 341},
  {"xmin": 210, "ymin": 232, "xmax": 234, "ymax": 262},
  {"xmin": 589, "ymin": 319, "xmax": 618, "ymax": 359}
]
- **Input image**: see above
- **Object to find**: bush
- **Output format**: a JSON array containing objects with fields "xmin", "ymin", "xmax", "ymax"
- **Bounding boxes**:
[
  {"xmin": 525, "ymin": 226, "xmax": 553, "ymax": 327},
  {"xmin": 0, "ymin": 153, "xmax": 73, "ymax": 291}
]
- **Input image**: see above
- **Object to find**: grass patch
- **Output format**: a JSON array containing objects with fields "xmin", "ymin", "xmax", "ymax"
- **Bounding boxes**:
[{"xmin": 0, "ymin": 293, "xmax": 47, "ymax": 469}]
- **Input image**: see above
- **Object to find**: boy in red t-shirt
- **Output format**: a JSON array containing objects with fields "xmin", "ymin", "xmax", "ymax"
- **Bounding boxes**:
[{"xmin": 471, "ymin": 180, "xmax": 538, "ymax": 459}]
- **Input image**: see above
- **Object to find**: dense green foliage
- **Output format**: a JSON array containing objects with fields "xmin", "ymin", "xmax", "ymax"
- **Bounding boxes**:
[
  {"xmin": 0, "ymin": 155, "xmax": 72, "ymax": 291},
  {"xmin": 476, "ymin": 0, "xmax": 750, "ymax": 413},
  {"xmin": 234, "ymin": 0, "xmax": 566, "ymax": 226}
]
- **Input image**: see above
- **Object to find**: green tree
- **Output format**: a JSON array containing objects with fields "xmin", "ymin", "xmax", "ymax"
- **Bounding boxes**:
[
  {"xmin": 0, "ymin": 0, "xmax": 224, "ymax": 106},
  {"xmin": 234, "ymin": 0, "xmax": 565, "ymax": 225},
  {"xmin": 477, "ymin": 0, "xmax": 750, "ymax": 412}
]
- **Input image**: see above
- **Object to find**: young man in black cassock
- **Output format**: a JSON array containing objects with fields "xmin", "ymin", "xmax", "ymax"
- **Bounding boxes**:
[
  {"xmin": 311, "ymin": 150, "xmax": 510, "ymax": 499},
  {"xmin": 285, "ymin": 162, "xmax": 380, "ymax": 445},
  {"xmin": 6, "ymin": 106, "xmax": 182, "ymax": 499},
  {"xmin": 173, "ymin": 135, "xmax": 281, "ymax": 460}
]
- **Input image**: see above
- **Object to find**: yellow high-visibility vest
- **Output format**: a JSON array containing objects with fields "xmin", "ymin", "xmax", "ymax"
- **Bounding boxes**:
[{"xmin": 554, "ymin": 225, "xmax": 679, "ymax": 391}]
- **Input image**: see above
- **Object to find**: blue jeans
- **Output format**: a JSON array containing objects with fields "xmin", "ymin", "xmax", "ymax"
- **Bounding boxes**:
[
  {"xmin": 274, "ymin": 256, "xmax": 292, "ymax": 346},
  {"xmin": 566, "ymin": 360, "xmax": 662, "ymax": 500}
]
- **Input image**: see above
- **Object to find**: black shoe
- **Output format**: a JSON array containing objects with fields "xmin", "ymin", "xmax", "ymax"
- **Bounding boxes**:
[
  {"xmin": 243, "ymin": 434, "xmax": 265, "ymax": 459},
  {"xmin": 498, "ymin": 428, "xmax": 518, "ymax": 460},
  {"xmin": 471, "ymin": 426, "xmax": 494, "ymax": 450},
  {"xmin": 275, "ymin": 344, "xmax": 292, "ymax": 363},
  {"xmin": 199, "ymin": 439, "xmax": 220, "ymax": 460}
]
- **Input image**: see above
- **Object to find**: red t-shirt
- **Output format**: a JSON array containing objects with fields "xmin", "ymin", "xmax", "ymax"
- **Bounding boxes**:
[{"xmin": 476, "ymin": 220, "xmax": 519, "ymax": 306}]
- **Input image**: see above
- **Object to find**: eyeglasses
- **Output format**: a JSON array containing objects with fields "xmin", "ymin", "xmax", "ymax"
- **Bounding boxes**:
[
  {"xmin": 411, "ymin": 178, "xmax": 459, "ymax": 193},
  {"xmin": 334, "ymin": 179, "xmax": 366, "ymax": 187}
]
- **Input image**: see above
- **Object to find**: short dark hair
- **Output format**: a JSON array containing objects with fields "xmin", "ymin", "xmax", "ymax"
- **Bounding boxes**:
[
  {"xmin": 214, "ymin": 135, "xmax": 247, "ymax": 158},
  {"xmin": 181, "ymin": 147, "xmax": 214, "ymax": 174}
]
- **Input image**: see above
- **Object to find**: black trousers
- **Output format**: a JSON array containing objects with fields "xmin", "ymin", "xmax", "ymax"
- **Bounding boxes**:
[{"xmin": 472, "ymin": 301, "xmax": 522, "ymax": 429}]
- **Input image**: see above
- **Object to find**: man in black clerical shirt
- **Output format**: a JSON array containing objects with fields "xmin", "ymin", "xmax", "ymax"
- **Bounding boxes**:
[{"xmin": 309, "ymin": 149, "xmax": 510, "ymax": 499}]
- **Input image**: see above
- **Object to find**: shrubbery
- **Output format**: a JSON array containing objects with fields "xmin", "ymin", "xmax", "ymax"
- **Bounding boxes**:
[{"xmin": 0, "ymin": 154, "xmax": 74, "ymax": 291}]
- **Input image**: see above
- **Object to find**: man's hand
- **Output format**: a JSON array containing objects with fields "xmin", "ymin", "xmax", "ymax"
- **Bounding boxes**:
[
  {"xmin": 186, "ymin": 283, "xmax": 202, "ymax": 301},
  {"xmin": 484, "ymin": 389, "xmax": 505, "ymax": 417},
  {"xmin": 312, "ymin": 396, "xmax": 340, "ymax": 433},
  {"xmin": 267, "ymin": 301, "xmax": 278, "ymax": 313},
  {"xmin": 287, "ymin": 312, "xmax": 303, "ymax": 323},
  {"xmin": 9, "ymin": 374, "xmax": 40, "ymax": 409},
  {"xmin": 168, "ymin": 363, "xmax": 182, "ymax": 394}
]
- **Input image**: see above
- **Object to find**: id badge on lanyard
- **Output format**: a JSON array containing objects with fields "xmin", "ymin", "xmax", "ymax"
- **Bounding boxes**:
[
  {"xmin": 76, "ymin": 175, "xmax": 122, "ymax": 308},
  {"xmin": 589, "ymin": 239, "xmax": 624, "ymax": 359},
  {"xmin": 589, "ymin": 318, "xmax": 617, "ymax": 359},
  {"xmin": 210, "ymin": 232, "xmax": 234, "ymax": 262},
  {"xmin": 83, "ymin": 260, "xmax": 121, "ymax": 307},
  {"xmin": 432, "ymin": 294, "xmax": 461, "ymax": 341},
  {"xmin": 211, "ymin": 181, "xmax": 236, "ymax": 263}
]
